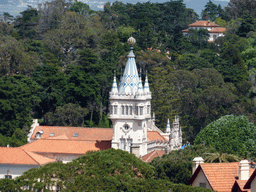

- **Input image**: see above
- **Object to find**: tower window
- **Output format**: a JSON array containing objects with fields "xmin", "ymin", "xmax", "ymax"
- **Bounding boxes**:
[
  {"xmin": 147, "ymin": 105, "xmax": 150, "ymax": 114},
  {"xmin": 129, "ymin": 106, "xmax": 133, "ymax": 115},
  {"xmin": 125, "ymin": 106, "xmax": 129, "ymax": 115},
  {"xmin": 135, "ymin": 106, "xmax": 138, "ymax": 115},
  {"xmin": 120, "ymin": 139, "xmax": 126, "ymax": 150},
  {"xmin": 127, "ymin": 139, "xmax": 132, "ymax": 151},
  {"xmin": 139, "ymin": 106, "xmax": 143, "ymax": 115},
  {"xmin": 114, "ymin": 105, "xmax": 117, "ymax": 114},
  {"xmin": 110, "ymin": 106, "xmax": 113, "ymax": 114},
  {"xmin": 121, "ymin": 106, "xmax": 124, "ymax": 115}
]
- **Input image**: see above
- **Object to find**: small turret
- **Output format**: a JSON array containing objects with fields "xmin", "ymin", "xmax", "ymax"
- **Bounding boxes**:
[
  {"xmin": 166, "ymin": 119, "xmax": 171, "ymax": 133},
  {"xmin": 144, "ymin": 71, "xmax": 150, "ymax": 93},
  {"xmin": 110, "ymin": 72, "xmax": 118, "ymax": 94}
]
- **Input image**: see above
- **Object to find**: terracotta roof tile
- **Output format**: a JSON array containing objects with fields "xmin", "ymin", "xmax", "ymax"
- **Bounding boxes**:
[
  {"xmin": 20, "ymin": 139, "xmax": 111, "ymax": 154},
  {"xmin": 0, "ymin": 147, "xmax": 55, "ymax": 165},
  {"xmin": 189, "ymin": 21, "xmax": 219, "ymax": 27},
  {"xmin": 190, "ymin": 162, "xmax": 254, "ymax": 192},
  {"xmin": 209, "ymin": 27, "xmax": 226, "ymax": 33},
  {"xmin": 32, "ymin": 126, "xmax": 113, "ymax": 141},
  {"xmin": 147, "ymin": 131, "xmax": 167, "ymax": 142},
  {"xmin": 142, "ymin": 150, "xmax": 166, "ymax": 162},
  {"xmin": 234, "ymin": 180, "xmax": 251, "ymax": 192}
]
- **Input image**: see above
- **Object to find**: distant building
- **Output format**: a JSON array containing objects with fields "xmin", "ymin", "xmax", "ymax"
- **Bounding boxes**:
[{"xmin": 182, "ymin": 20, "xmax": 226, "ymax": 42}]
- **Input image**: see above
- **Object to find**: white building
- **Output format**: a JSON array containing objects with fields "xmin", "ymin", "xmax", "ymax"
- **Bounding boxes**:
[
  {"xmin": 109, "ymin": 37, "xmax": 182, "ymax": 158},
  {"xmin": 182, "ymin": 20, "xmax": 226, "ymax": 42}
]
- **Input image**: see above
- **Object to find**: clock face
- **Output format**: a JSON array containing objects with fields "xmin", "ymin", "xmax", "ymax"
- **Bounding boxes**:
[{"xmin": 124, "ymin": 124, "xmax": 129, "ymax": 130}]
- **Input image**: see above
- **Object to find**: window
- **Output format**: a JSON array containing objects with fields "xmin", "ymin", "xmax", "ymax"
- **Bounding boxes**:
[
  {"xmin": 147, "ymin": 105, "xmax": 150, "ymax": 114},
  {"xmin": 73, "ymin": 133, "xmax": 79, "ymax": 137},
  {"xmin": 49, "ymin": 133, "xmax": 55, "ymax": 137},
  {"xmin": 139, "ymin": 106, "xmax": 143, "ymax": 115},
  {"xmin": 200, "ymin": 183, "xmax": 206, "ymax": 188},
  {"xmin": 121, "ymin": 106, "xmax": 124, "ymax": 115},
  {"xmin": 5, "ymin": 175, "xmax": 12, "ymax": 179},
  {"xmin": 110, "ymin": 106, "xmax": 113, "ymax": 114},
  {"xmin": 213, "ymin": 35, "xmax": 217, "ymax": 41},
  {"xmin": 125, "ymin": 106, "xmax": 129, "ymax": 115},
  {"xmin": 114, "ymin": 105, "xmax": 117, "ymax": 114},
  {"xmin": 120, "ymin": 139, "xmax": 126, "ymax": 150},
  {"xmin": 135, "ymin": 106, "xmax": 138, "ymax": 115},
  {"xmin": 129, "ymin": 106, "xmax": 133, "ymax": 115},
  {"xmin": 127, "ymin": 139, "xmax": 132, "ymax": 151},
  {"xmin": 36, "ymin": 132, "xmax": 41, "ymax": 139}
]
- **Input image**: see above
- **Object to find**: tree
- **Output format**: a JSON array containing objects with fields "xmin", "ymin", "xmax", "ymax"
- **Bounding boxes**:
[
  {"xmin": 12, "ymin": 149, "xmax": 211, "ymax": 191},
  {"xmin": 44, "ymin": 103, "xmax": 88, "ymax": 127},
  {"xmin": 201, "ymin": 0, "xmax": 218, "ymax": 21},
  {"xmin": 237, "ymin": 13, "xmax": 255, "ymax": 37},
  {"xmin": 204, "ymin": 152, "xmax": 241, "ymax": 163},
  {"xmin": 0, "ymin": 75, "xmax": 42, "ymax": 138},
  {"xmin": 150, "ymin": 145, "xmax": 217, "ymax": 184},
  {"xmin": 225, "ymin": 0, "xmax": 256, "ymax": 19},
  {"xmin": 194, "ymin": 115, "xmax": 256, "ymax": 157}
]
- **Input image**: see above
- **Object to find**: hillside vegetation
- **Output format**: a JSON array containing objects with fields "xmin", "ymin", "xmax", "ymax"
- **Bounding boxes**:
[{"xmin": 1, "ymin": 0, "xmax": 256, "ymax": 146}]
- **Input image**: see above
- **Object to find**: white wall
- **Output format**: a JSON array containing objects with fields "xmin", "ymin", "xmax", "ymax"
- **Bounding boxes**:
[
  {"xmin": 0, "ymin": 164, "xmax": 39, "ymax": 179},
  {"xmin": 192, "ymin": 169, "xmax": 212, "ymax": 190},
  {"xmin": 35, "ymin": 152, "xmax": 82, "ymax": 163}
]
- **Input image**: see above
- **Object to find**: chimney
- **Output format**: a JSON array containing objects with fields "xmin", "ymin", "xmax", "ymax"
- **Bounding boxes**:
[
  {"xmin": 239, "ymin": 160, "xmax": 249, "ymax": 180},
  {"xmin": 192, "ymin": 157, "xmax": 204, "ymax": 174}
]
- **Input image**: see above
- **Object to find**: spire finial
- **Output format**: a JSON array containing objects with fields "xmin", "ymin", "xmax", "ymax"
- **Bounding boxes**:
[{"xmin": 128, "ymin": 36, "xmax": 136, "ymax": 47}]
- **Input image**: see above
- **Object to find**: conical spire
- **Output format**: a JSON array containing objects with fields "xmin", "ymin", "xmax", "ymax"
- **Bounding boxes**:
[
  {"xmin": 111, "ymin": 71, "xmax": 118, "ymax": 94},
  {"xmin": 137, "ymin": 76, "xmax": 144, "ymax": 94},
  {"xmin": 118, "ymin": 37, "xmax": 140, "ymax": 94},
  {"xmin": 166, "ymin": 119, "xmax": 171, "ymax": 133},
  {"xmin": 144, "ymin": 71, "xmax": 150, "ymax": 93}
]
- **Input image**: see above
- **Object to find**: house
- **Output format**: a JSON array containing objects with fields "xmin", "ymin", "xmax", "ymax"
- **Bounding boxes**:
[
  {"xmin": 23, "ymin": 37, "xmax": 183, "ymax": 164},
  {"xmin": 189, "ymin": 157, "xmax": 254, "ymax": 192},
  {"xmin": 182, "ymin": 20, "xmax": 226, "ymax": 42},
  {"xmin": 0, "ymin": 147, "xmax": 55, "ymax": 179}
]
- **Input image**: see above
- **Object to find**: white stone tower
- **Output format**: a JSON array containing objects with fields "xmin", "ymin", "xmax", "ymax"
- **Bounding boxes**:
[
  {"xmin": 169, "ymin": 116, "xmax": 182, "ymax": 150},
  {"xmin": 109, "ymin": 37, "xmax": 152, "ymax": 157}
]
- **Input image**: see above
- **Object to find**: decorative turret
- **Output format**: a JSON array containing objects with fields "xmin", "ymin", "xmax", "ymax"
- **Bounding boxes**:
[
  {"xmin": 144, "ymin": 71, "xmax": 150, "ymax": 93},
  {"xmin": 166, "ymin": 119, "xmax": 171, "ymax": 133},
  {"xmin": 137, "ymin": 76, "xmax": 144, "ymax": 94},
  {"xmin": 110, "ymin": 72, "xmax": 118, "ymax": 94}
]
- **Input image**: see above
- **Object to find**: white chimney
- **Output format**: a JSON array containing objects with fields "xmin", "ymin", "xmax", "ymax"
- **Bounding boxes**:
[
  {"xmin": 192, "ymin": 157, "xmax": 204, "ymax": 174},
  {"xmin": 239, "ymin": 160, "xmax": 249, "ymax": 180}
]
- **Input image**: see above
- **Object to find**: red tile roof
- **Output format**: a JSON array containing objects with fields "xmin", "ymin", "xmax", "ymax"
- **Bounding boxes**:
[
  {"xmin": 142, "ymin": 150, "xmax": 166, "ymax": 162},
  {"xmin": 190, "ymin": 162, "xmax": 254, "ymax": 192},
  {"xmin": 182, "ymin": 28, "xmax": 189, "ymax": 32},
  {"xmin": 209, "ymin": 27, "xmax": 226, "ymax": 33},
  {"xmin": 147, "ymin": 131, "xmax": 167, "ymax": 142},
  {"xmin": 189, "ymin": 20, "xmax": 219, "ymax": 27},
  {"xmin": 20, "ymin": 139, "xmax": 111, "ymax": 154},
  {"xmin": 31, "ymin": 126, "xmax": 113, "ymax": 141},
  {"xmin": 0, "ymin": 147, "xmax": 55, "ymax": 165}
]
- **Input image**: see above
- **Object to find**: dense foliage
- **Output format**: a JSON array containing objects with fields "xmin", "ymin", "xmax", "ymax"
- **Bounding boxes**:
[
  {"xmin": 194, "ymin": 115, "xmax": 256, "ymax": 157},
  {"xmin": 0, "ymin": 149, "xmax": 212, "ymax": 192},
  {"xmin": 1, "ymin": 0, "xmax": 256, "ymax": 147},
  {"xmin": 150, "ymin": 145, "xmax": 217, "ymax": 184}
]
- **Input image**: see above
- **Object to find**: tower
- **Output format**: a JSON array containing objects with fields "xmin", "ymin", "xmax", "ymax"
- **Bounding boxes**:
[{"xmin": 109, "ymin": 37, "xmax": 152, "ymax": 157}]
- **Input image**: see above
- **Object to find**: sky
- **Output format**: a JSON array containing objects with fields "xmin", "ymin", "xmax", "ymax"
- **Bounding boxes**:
[{"xmin": 0, "ymin": 0, "xmax": 229, "ymax": 18}]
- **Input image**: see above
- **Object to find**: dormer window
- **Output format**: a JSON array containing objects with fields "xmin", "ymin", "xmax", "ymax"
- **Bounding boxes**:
[
  {"xmin": 114, "ymin": 105, "xmax": 117, "ymax": 114},
  {"xmin": 36, "ymin": 133, "xmax": 41, "ymax": 139},
  {"xmin": 49, "ymin": 133, "xmax": 55, "ymax": 137},
  {"xmin": 139, "ymin": 106, "xmax": 143, "ymax": 115},
  {"xmin": 73, "ymin": 133, "xmax": 79, "ymax": 137}
]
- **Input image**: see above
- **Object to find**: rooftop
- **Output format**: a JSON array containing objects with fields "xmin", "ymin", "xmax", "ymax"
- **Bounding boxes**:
[{"xmin": 0, "ymin": 147, "xmax": 55, "ymax": 165}]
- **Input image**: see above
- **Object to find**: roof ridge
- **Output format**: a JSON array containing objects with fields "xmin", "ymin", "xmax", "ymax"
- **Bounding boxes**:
[
  {"xmin": 36, "ymin": 126, "xmax": 113, "ymax": 129},
  {"xmin": 22, "ymin": 149, "xmax": 40, "ymax": 165}
]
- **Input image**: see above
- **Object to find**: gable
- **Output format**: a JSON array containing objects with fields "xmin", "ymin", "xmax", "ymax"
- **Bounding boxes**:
[{"xmin": 191, "ymin": 169, "xmax": 213, "ymax": 190}]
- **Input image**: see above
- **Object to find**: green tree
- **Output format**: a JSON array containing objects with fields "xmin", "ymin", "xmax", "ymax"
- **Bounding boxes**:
[
  {"xmin": 194, "ymin": 115, "xmax": 256, "ymax": 157},
  {"xmin": 44, "ymin": 103, "xmax": 88, "ymax": 126},
  {"xmin": 201, "ymin": 0, "xmax": 218, "ymax": 21}
]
